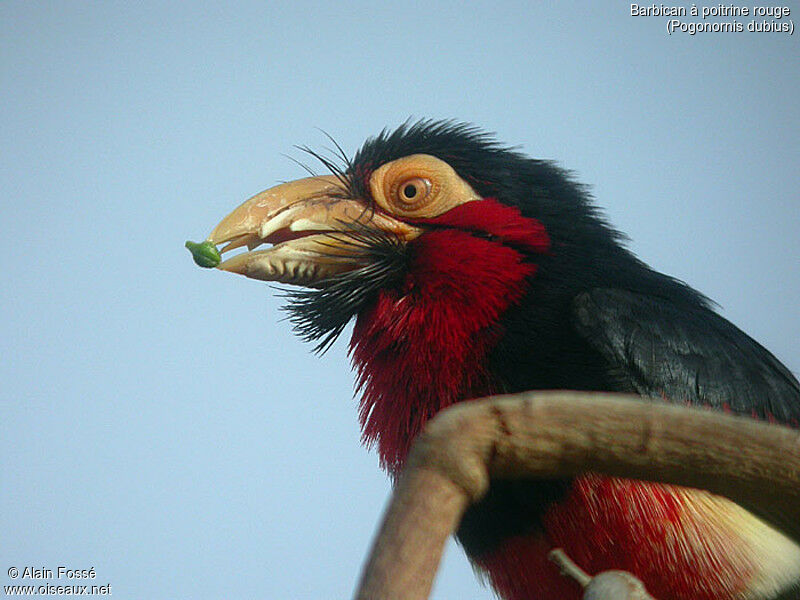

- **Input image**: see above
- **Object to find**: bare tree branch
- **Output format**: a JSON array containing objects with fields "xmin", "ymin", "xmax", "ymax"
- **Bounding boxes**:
[
  {"xmin": 354, "ymin": 391, "xmax": 800, "ymax": 600},
  {"xmin": 549, "ymin": 548, "xmax": 656, "ymax": 599}
]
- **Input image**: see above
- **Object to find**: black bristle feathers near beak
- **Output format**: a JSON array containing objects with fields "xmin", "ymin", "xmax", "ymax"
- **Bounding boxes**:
[{"xmin": 280, "ymin": 223, "xmax": 409, "ymax": 353}]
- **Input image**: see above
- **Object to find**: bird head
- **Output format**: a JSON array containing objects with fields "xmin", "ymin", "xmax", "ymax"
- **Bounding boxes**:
[{"xmin": 199, "ymin": 121, "xmax": 593, "ymax": 351}]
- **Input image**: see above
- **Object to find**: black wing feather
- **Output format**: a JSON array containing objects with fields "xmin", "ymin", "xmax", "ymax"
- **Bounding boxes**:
[{"xmin": 572, "ymin": 288, "xmax": 800, "ymax": 425}]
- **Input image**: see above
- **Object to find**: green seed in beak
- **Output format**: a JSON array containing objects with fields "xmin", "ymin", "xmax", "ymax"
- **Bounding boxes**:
[{"xmin": 185, "ymin": 240, "xmax": 221, "ymax": 268}]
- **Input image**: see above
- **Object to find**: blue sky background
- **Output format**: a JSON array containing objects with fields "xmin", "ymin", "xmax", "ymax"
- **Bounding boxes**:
[{"xmin": 2, "ymin": 2, "xmax": 798, "ymax": 598}]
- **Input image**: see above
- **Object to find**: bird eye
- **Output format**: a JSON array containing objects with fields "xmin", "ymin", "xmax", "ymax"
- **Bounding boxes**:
[
  {"xmin": 395, "ymin": 177, "xmax": 431, "ymax": 206},
  {"xmin": 369, "ymin": 154, "xmax": 480, "ymax": 218}
]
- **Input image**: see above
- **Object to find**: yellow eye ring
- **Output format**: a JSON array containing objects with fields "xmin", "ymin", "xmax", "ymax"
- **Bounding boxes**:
[{"xmin": 369, "ymin": 154, "xmax": 481, "ymax": 218}]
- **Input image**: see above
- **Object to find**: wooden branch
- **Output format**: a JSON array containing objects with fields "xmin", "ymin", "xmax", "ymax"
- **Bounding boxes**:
[
  {"xmin": 353, "ymin": 391, "xmax": 800, "ymax": 600},
  {"xmin": 548, "ymin": 548, "xmax": 656, "ymax": 599}
]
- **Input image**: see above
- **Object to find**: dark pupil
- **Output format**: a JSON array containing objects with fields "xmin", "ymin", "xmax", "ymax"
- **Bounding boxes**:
[{"xmin": 403, "ymin": 184, "xmax": 417, "ymax": 199}]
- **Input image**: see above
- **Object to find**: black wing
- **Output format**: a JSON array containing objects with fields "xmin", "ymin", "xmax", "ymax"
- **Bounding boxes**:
[{"xmin": 572, "ymin": 288, "xmax": 800, "ymax": 425}]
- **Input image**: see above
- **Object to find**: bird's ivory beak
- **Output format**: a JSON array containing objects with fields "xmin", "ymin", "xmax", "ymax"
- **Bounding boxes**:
[{"xmin": 204, "ymin": 175, "xmax": 420, "ymax": 286}]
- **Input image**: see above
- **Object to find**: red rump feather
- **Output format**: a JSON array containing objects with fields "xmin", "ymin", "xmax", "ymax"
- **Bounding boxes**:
[
  {"xmin": 480, "ymin": 475, "xmax": 759, "ymax": 600},
  {"xmin": 349, "ymin": 199, "xmax": 550, "ymax": 472}
]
